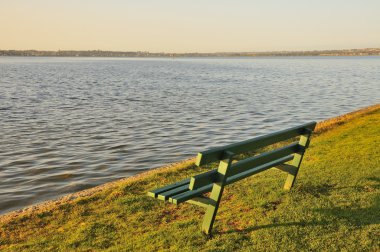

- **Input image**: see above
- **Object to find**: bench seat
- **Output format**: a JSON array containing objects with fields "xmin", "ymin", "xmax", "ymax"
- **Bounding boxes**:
[{"xmin": 149, "ymin": 154, "xmax": 295, "ymax": 204}]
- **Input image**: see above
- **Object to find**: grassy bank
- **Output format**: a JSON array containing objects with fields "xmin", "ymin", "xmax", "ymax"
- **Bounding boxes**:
[{"xmin": 1, "ymin": 105, "xmax": 379, "ymax": 251}]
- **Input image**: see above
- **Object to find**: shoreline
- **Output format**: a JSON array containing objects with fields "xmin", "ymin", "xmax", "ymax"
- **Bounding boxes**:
[
  {"xmin": 1, "ymin": 48, "xmax": 380, "ymax": 57},
  {"xmin": 1, "ymin": 103, "xmax": 379, "ymax": 223}
]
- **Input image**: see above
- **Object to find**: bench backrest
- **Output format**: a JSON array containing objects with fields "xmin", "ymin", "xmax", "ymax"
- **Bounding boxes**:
[{"xmin": 190, "ymin": 122, "xmax": 316, "ymax": 190}]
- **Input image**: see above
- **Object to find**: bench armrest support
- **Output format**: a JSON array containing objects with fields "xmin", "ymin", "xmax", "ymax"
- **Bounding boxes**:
[
  {"xmin": 284, "ymin": 130, "xmax": 313, "ymax": 190},
  {"xmin": 201, "ymin": 151, "xmax": 234, "ymax": 235}
]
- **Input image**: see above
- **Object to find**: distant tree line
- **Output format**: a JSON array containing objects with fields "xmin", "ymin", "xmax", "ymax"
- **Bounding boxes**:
[{"xmin": 1, "ymin": 48, "xmax": 379, "ymax": 57}]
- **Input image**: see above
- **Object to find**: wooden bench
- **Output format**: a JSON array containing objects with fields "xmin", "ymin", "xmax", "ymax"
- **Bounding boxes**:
[{"xmin": 147, "ymin": 122, "xmax": 316, "ymax": 234}]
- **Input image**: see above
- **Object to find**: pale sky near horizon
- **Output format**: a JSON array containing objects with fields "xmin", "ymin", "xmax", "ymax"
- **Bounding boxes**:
[{"xmin": 1, "ymin": 0, "xmax": 379, "ymax": 53}]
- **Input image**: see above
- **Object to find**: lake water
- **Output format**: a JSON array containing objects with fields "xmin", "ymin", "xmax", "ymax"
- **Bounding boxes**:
[{"xmin": 0, "ymin": 56, "xmax": 379, "ymax": 214}]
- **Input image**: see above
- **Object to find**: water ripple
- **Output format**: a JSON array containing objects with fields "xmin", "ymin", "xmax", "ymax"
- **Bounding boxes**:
[{"xmin": 0, "ymin": 56, "xmax": 379, "ymax": 214}]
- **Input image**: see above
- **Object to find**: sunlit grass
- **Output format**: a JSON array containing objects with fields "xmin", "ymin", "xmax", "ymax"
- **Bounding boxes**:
[{"xmin": 1, "ymin": 106, "xmax": 379, "ymax": 251}]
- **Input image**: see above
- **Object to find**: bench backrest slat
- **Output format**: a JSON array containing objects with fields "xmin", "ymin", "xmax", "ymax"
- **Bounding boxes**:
[
  {"xmin": 189, "ymin": 142, "xmax": 300, "ymax": 190},
  {"xmin": 195, "ymin": 121, "xmax": 316, "ymax": 166},
  {"xmin": 228, "ymin": 142, "xmax": 299, "ymax": 177},
  {"xmin": 226, "ymin": 155, "xmax": 294, "ymax": 185}
]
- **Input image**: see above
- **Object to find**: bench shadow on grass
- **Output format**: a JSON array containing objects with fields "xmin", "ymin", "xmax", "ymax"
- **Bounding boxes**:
[{"xmin": 223, "ymin": 177, "xmax": 380, "ymax": 234}]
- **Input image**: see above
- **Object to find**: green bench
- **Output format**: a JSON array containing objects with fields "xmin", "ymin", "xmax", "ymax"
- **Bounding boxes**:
[{"xmin": 148, "ymin": 122, "xmax": 316, "ymax": 234}]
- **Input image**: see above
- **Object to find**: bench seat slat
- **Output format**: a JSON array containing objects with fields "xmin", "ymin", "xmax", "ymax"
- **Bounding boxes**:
[
  {"xmin": 190, "ymin": 142, "xmax": 299, "ymax": 190},
  {"xmin": 196, "ymin": 121, "xmax": 316, "ymax": 166},
  {"xmin": 171, "ymin": 155, "xmax": 294, "ymax": 204},
  {"xmin": 147, "ymin": 178, "xmax": 190, "ymax": 198},
  {"xmin": 157, "ymin": 184, "xmax": 190, "ymax": 201},
  {"xmin": 170, "ymin": 184, "xmax": 213, "ymax": 204}
]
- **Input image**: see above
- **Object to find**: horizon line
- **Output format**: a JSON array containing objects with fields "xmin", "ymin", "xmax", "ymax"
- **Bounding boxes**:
[{"xmin": 1, "ymin": 47, "xmax": 380, "ymax": 54}]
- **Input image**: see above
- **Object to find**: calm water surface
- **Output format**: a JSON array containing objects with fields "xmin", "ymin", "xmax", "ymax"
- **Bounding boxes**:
[{"xmin": 0, "ymin": 56, "xmax": 379, "ymax": 214}]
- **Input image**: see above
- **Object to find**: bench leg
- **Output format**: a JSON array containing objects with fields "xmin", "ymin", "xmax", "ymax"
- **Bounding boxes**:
[
  {"xmin": 284, "ymin": 155, "xmax": 302, "ymax": 190},
  {"xmin": 284, "ymin": 131, "xmax": 312, "ymax": 190},
  {"xmin": 202, "ymin": 184, "xmax": 223, "ymax": 234},
  {"xmin": 202, "ymin": 153, "xmax": 233, "ymax": 235}
]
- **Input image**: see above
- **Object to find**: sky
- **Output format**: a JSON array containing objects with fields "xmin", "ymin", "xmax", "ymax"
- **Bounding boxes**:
[{"xmin": 1, "ymin": 0, "xmax": 379, "ymax": 53}]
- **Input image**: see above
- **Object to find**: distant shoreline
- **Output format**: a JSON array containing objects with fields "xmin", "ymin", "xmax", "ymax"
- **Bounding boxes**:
[{"xmin": 1, "ymin": 48, "xmax": 380, "ymax": 57}]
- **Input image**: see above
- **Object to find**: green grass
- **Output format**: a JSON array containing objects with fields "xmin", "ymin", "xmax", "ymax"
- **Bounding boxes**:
[{"xmin": 1, "ymin": 108, "xmax": 379, "ymax": 251}]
